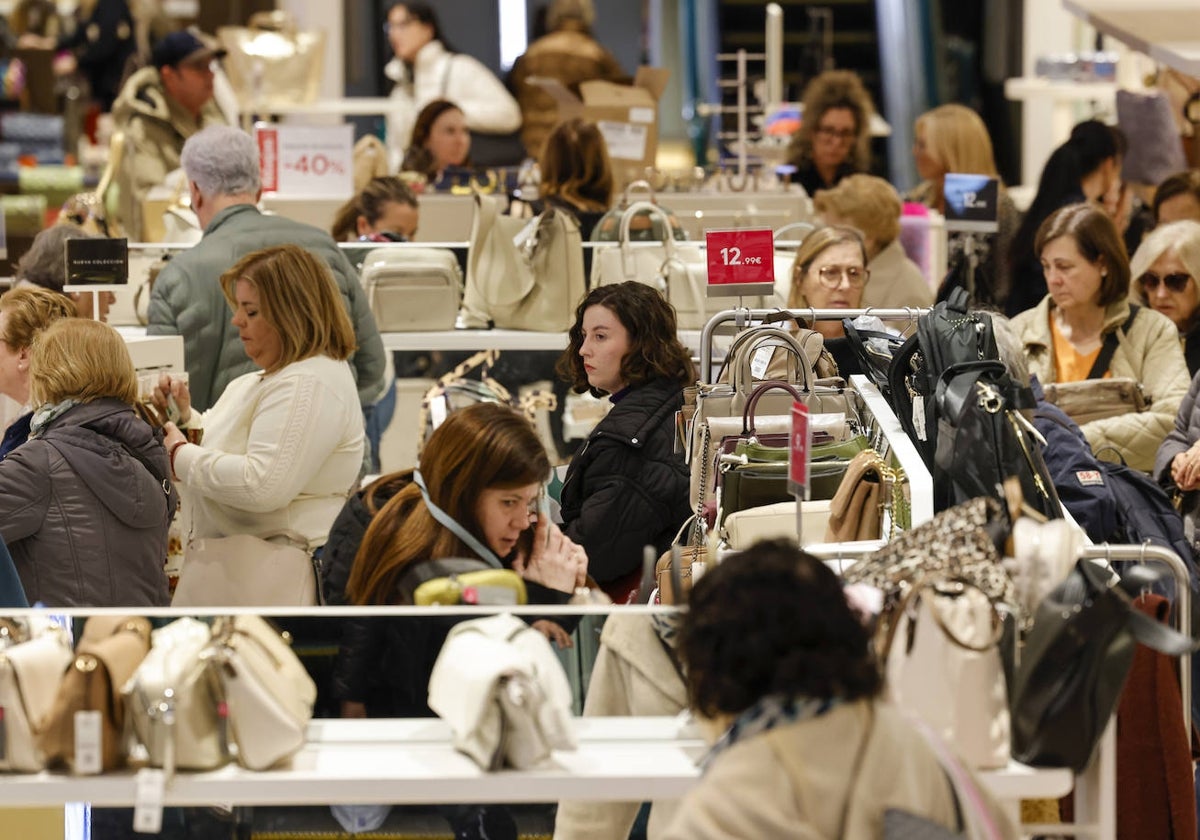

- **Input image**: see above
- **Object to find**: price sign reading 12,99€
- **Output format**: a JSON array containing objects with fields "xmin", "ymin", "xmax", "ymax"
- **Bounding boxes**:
[{"xmin": 704, "ymin": 228, "xmax": 776, "ymax": 297}]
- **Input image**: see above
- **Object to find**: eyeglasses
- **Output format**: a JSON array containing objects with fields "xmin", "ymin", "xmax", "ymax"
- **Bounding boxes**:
[
  {"xmin": 815, "ymin": 126, "xmax": 856, "ymax": 141},
  {"xmin": 1139, "ymin": 271, "xmax": 1193, "ymax": 293},
  {"xmin": 814, "ymin": 265, "xmax": 869, "ymax": 288},
  {"xmin": 383, "ymin": 18, "xmax": 413, "ymax": 34}
]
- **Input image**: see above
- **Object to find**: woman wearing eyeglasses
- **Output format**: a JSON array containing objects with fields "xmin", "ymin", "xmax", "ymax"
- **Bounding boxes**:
[
  {"xmin": 786, "ymin": 225, "xmax": 871, "ymax": 376},
  {"xmin": 1131, "ymin": 220, "xmax": 1200, "ymax": 376},
  {"xmin": 787, "ymin": 70, "xmax": 875, "ymax": 198},
  {"xmin": 1011, "ymin": 203, "xmax": 1188, "ymax": 472}
]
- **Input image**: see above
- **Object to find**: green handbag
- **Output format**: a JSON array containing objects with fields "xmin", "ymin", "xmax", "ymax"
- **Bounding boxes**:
[
  {"xmin": 720, "ymin": 459, "xmax": 850, "ymax": 524},
  {"xmin": 733, "ymin": 433, "xmax": 868, "ymax": 464}
]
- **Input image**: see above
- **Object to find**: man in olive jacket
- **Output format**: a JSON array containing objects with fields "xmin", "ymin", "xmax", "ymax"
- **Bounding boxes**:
[{"xmin": 147, "ymin": 125, "xmax": 386, "ymax": 413}]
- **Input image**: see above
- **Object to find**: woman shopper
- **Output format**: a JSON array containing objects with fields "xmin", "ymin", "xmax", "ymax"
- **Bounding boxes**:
[
  {"xmin": 330, "ymin": 175, "xmax": 420, "ymax": 244},
  {"xmin": 786, "ymin": 224, "xmax": 872, "ymax": 375},
  {"xmin": 787, "ymin": 69, "xmax": 874, "ymax": 198},
  {"xmin": 0, "ymin": 318, "xmax": 174, "ymax": 606},
  {"xmin": 400, "ymin": 99, "xmax": 472, "ymax": 185},
  {"xmin": 1131, "ymin": 220, "xmax": 1200, "ymax": 375},
  {"xmin": 383, "ymin": 2, "xmax": 520, "ymax": 169},
  {"xmin": 1011, "ymin": 203, "xmax": 1188, "ymax": 471},
  {"xmin": 0, "ymin": 287, "xmax": 76, "ymax": 459},
  {"xmin": 662, "ymin": 539, "xmax": 1016, "ymax": 839},
  {"xmin": 556, "ymin": 281, "xmax": 694, "ymax": 602},
  {"xmin": 154, "ymin": 244, "xmax": 364, "ymax": 569}
]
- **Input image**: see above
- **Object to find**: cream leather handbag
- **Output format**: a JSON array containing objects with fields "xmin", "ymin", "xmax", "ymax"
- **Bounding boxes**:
[
  {"xmin": 0, "ymin": 621, "xmax": 73, "ymax": 772},
  {"xmin": 123, "ymin": 617, "xmax": 226, "ymax": 776},
  {"xmin": 205, "ymin": 616, "xmax": 315, "ymax": 771},
  {"xmin": 428, "ymin": 614, "xmax": 575, "ymax": 770}
]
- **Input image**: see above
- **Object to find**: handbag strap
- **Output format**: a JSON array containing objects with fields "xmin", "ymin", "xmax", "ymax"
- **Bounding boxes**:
[
  {"xmin": 1087, "ymin": 305, "xmax": 1138, "ymax": 379},
  {"xmin": 742, "ymin": 380, "xmax": 804, "ymax": 433},
  {"xmin": 412, "ymin": 469, "xmax": 503, "ymax": 569}
]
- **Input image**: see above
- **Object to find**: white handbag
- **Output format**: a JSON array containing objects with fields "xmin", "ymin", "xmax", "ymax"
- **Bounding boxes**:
[
  {"xmin": 720, "ymin": 500, "xmax": 832, "ymax": 550},
  {"xmin": 174, "ymin": 531, "xmax": 319, "ymax": 608},
  {"xmin": 463, "ymin": 194, "xmax": 585, "ymax": 331},
  {"xmin": 360, "ymin": 247, "xmax": 462, "ymax": 332},
  {"xmin": 123, "ymin": 617, "xmax": 225, "ymax": 776},
  {"xmin": 591, "ymin": 201, "xmax": 777, "ymax": 329},
  {"xmin": 882, "ymin": 583, "xmax": 1010, "ymax": 770},
  {"xmin": 428, "ymin": 614, "xmax": 576, "ymax": 770},
  {"xmin": 204, "ymin": 616, "xmax": 316, "ymax": 771},
  {"xmin": 0, "ymin": 621, "xmax": 73, "ymax": 772}
]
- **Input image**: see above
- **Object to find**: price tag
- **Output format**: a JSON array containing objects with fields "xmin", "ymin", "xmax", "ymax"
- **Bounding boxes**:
[
  {"xmin": 789, "ymin": 401, "xmax": 810, "ymax": 495},
  {"xmin": 74, "ymin": 710, "xmax": 102, "ymax": 775},
  {"xmin": 255, "ymin": 123, "xmax": 354, "ymax": 197},
  {"xmin": 705, "ymin": 228, "xmax": 776, "ymax": 297},
  {"xmin": 133, "ymin": 768, "xmax": 166, "ymax": 833}
]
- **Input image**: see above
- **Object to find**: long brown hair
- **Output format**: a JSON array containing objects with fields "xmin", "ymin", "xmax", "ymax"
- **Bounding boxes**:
[
  {"xmin": 345, "ymin": 402, "xmax": 551, "ymax": 605},
  {"xmin": 538, "ymin": 118, "xmax": 613, "ymax": 212}
]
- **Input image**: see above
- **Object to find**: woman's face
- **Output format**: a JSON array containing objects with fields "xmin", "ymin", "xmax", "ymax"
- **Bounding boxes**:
[
  {"xmin": 358, "ymin": 200, "xmax": 419, "ymax": 240},
  {"xmin": 1139, "ymin": 249, "xmax": 1199, "ymax": 330},
  {"xmin": 474, "ymin": 482, "xmax": 540, "ymax": 557},
  {"xmin": 798, "ymin": 241, "xmax": 867, "ymax": 311},
  {"xmin": 387, "ymin": 5, "xmax": 434, "ymax": 63},
  {"xmin": 912, "ymin": 122, "xmax": 942, "ymax": 182},
  {"xmin": 0, "ymin": 310, "xmax": 30, "ymax": 404},
  {"xmin": 811, "ymin": 106, "xmax": 858, "ymax": 173},
  {"xmin": 230, "ymin": 279, "xmax": 283, "ymax": 371},
  {"xmin": 1041, "ymin": 235, "xmax": 1105, "ymax": 313},
  {"xmin": 424, "ymin": 108, "xmax": 470, "ymax": 171},
  {"xmin": 579, "ymin": 304, "xmax": 631, "ymax": 394}
]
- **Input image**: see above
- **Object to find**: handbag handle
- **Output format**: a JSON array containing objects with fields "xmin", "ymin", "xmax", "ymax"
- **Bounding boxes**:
[
  {"xmin": 729, "ymin": 326, "xmax": 817, "ymax": 396},
  {"xmin": 621, "ymin": 179, "xmax": 657, "ymax": 207},
  {"xmin": 742, "ymin": 380, "xmax": 803, "ymax": 434},
  {"xmin": 773, "ymin": 221, "xmax": 815, "ymax": 242},
  {"xmin": 618, "ymin": 200, "xmax": 676, "ymax": 272}
]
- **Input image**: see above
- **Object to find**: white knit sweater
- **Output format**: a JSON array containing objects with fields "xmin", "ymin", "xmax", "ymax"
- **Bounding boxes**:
[{"xmin": 173, "ymin": 355, "xmax": 364, "ymax": 547}]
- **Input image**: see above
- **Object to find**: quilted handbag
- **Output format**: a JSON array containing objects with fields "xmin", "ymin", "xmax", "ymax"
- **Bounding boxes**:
[
  {"xmin": 204, "ymin": 616, "xmax": 316, "ymax": 771},
  {"xmin": 463, "ymin": 194, "xmax": 585, "ymax": 331},
  {"xmin": 428, "ymin": 614, "xmax": 576, "ymax": 770},
  {"xmin": 0, "ymin": 619, "xmax": 73, "ymax": 772},
  {"xmin": 360, "ymin": 247, "xmax": 462, "ymax": 332},
  {"xmin": 218, "ymin": 11, "xmax": 325, "ymax": 109},
  {"xmin": 123, "ymin": 617, "xmax": 226, "ymax": 775}
]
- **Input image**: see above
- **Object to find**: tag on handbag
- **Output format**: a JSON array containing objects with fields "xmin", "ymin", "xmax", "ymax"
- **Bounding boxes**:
[
  {"xmin": 74, "ymin": 710, "xmax": 103, "ymax": 775},
  {"xmin": 133, "ymin": 768, "xmax": 166, "ymax": 833},
  {"xmin": 512, "ymin": 216, "xmax": 539, "ymax": 250},
  {"xmin": 751, "ymin": 347, "xmax": 772, "ymax": 379}
]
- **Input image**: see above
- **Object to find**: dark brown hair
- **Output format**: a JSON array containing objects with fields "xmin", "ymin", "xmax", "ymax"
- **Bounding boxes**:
[
  {"xmin": 1153, "ymin": 169, "xmax": 1200, "ymax": 224},
  {"xmin": 345, "ymin": 402, "xmax": 550, "ymax": 605},
  {"xmin": 402, "ymin": 99, "xmax": 467, "ymax": 180},
  {"xmin": 680, "ymin": 539, "xmax": 882, "ymax": 717},
  {"xmin": 1034, "ymin": 202, "xmax": 1130, "ymax": 307},
  {"xmin": 557, "ymin": 281, "xmax": 695, "ymax": 396},
  {"xmin": 538, "ymin": 118, "xmax": 613, "ymax": 212},
  {"xmin": 330, "ymin": 176, "xmax": 418, "ymax": 241}
]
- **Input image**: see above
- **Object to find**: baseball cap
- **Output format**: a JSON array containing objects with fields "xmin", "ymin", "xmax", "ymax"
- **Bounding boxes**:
[{"xmin": 151, "ymin": 31, "xmax": 226, "ymax": 71}]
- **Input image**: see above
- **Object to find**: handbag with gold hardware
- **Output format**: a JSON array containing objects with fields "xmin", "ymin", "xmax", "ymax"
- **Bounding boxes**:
[
  {"xmin": 656, "ymin": 516, "xmax": 706, "ymax": 606},
  {"xmin": 0, "ymin": 619, "xmax": 73, "ymax": 772},
  {"xmin": 218, "ymin": 11, "xmax": 326, "ymax": 109},
  {"xmin": 38, "ymin": 616, "xmax": 152, "ymax": 773},
  {"xmin": 824, "ymin": 449, "xmax": 908, "ymax": 542}
]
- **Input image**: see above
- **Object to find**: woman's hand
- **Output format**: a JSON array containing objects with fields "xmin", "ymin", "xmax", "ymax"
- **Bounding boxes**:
[
  {"xmin": 1173, "ymin": 444, "xmax": 1200, "ymax": 491},
  {"xmin": 512, "ymin": 514, "xmax": 589, "ymax": 594},
  {"xmin": 532, "ymin": 619, "xmax": 573, "ymax": 649},
  {"xmin": 162, "ymin": 421, "xmax": 186, "ymax": 451},
  {"xmin": 152, "ymin": 373, "xmax": 193, "ymax": 426}
]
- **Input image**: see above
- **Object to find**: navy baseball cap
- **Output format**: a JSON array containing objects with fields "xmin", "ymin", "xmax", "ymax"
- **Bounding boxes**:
[{"xmin": 152, "ymin": 31, "xmax": 226, "ymax": 71}]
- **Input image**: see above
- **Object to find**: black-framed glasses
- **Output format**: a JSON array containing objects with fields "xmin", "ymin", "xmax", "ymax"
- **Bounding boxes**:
[
  {"xmin": 1139, "ymin": 271, "xmax": 1193, "ymax": 293},
  {"xmin": 815, "ymin": 265, "xmax": 869, "ymax": 288},
  {"xmin": 815, "ymin": 126, "xmax": 856, "ymax": 141}
]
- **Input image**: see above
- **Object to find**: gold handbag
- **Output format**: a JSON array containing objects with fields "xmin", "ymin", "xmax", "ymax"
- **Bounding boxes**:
[{"xmin": 217, "ymin": 11, "xmax": 326, "ymax": 109}]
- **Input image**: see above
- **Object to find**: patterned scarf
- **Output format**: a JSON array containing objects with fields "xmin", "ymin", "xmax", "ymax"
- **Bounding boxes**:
[
  {"xmin": 699, "ymin": 693, "xmax": 841, "ymax": 772},
  {"xmin": 29, "ymin": 399, "xmax": 80, "ymax": 438}
]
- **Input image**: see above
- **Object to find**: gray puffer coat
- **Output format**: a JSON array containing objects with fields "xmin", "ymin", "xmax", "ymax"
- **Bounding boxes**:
[{"xmin": 0, "ymin": 399, "xmax": 175, "ymax": 606}]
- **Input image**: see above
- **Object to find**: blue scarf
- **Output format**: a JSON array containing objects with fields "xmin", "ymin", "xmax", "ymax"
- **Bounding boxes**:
[
  {"xmin": 29, "ymin": 399, "xmax": 80, "ymax": 438},
  {"xmin": 700, "ymin": 694, "xmax": 841, "ymax": 772}
]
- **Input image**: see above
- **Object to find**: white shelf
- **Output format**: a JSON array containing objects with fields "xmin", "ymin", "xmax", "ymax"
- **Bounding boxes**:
[
  {"xmin": 1063, "ymin": 0, "xmax": 1200, "ymax": 76},
  {"xmin": 1003, "ymin": 76, "xmax": 1118, "ymax": 104}
]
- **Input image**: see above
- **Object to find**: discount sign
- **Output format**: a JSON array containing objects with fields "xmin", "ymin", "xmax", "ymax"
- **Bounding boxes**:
[
  {"xmin": 704, "ymin": 228, "xmax": 776, "ymax": 297},
  {"xmin": 256, "ymin": 123, "xmax": 353, "ymax": 197}
]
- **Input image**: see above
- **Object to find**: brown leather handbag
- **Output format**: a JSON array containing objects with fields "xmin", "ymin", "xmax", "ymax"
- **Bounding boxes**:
[{"xmin": 38, "ymin": 616, "xmax": 152, "ymax": 773}]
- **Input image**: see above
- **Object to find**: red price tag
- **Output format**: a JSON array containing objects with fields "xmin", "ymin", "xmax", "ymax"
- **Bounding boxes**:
[
  {"xmin": 705, "ymin": 228, "xmax": 776, "ymax": 297},
  {"xmin": 789, "ymin": 401, "xmax": 810, "ymax": 492},
  {"xmin": 257, "ymin": 126, "xmax": 278, "ymax": 193}
]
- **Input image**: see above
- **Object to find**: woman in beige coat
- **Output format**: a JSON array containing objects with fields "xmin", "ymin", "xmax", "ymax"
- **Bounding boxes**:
[
  {"xmin": 662, "ymin": 540, "xmax": 1015, "ymax": 840},
  {"xmin": 1012, "ymin": 203, "xmax": 1189, "ymax": 471}
]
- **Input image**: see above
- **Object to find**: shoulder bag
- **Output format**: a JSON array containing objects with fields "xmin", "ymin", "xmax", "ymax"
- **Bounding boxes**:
[
  {"xmin": 1040, "ymin": 306, "xmax": 1146, "ymax": 425},
  {"xmin": 360, "ymin": 246, "xmax": 462, "ymax": 332},
  {"xmin": 174, "ymin": 530, "xmax": 322, "ymax": 608},
  {"xmin": 428, "ymin": 614, "xmax": 576, "ymax": 770},
  {"xmin": 38, "ymin": 616, "xmax": 152, "ymax": 773},
  {"xmin": 656, "ymin": 516, "xmax": 706, "ymax": 605},
  {"xmin": 0, "ymin": 620, "xmax": 73, "ymax": 772},
  {"xmin": 463, "ymin": 194, "xmax": 585, "ymax": 331},
  {"xmin": 203, "ymin": 616, "xmax": 316, "ymax": 771}
]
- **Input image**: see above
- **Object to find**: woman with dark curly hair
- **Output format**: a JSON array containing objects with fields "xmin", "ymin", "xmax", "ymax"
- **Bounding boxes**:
[
  {"xmin": 556, "ymin": 281, "xmax": 694, "ymax": 602},
  {"xmin": 787, "ymin": 70, "xmax": 875, "ymax": 198},
  {"xmin": 664, "ymin": 540, "xmax": 1015, "ymax": 839}
]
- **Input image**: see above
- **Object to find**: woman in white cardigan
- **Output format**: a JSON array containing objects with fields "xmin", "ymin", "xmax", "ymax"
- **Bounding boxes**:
[
  {"xmin": 154, "ymin": 244, "xmax": 364, "ymax": 551},
  {"xmin": 383, "ymin": 2, "xmax": 521, "ymax": 169}
]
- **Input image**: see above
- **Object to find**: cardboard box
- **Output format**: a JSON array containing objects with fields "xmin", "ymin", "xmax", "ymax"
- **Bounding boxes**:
[{"xmin": 532, "ymin": 67, "xmax": 671, "ymax": 189}]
